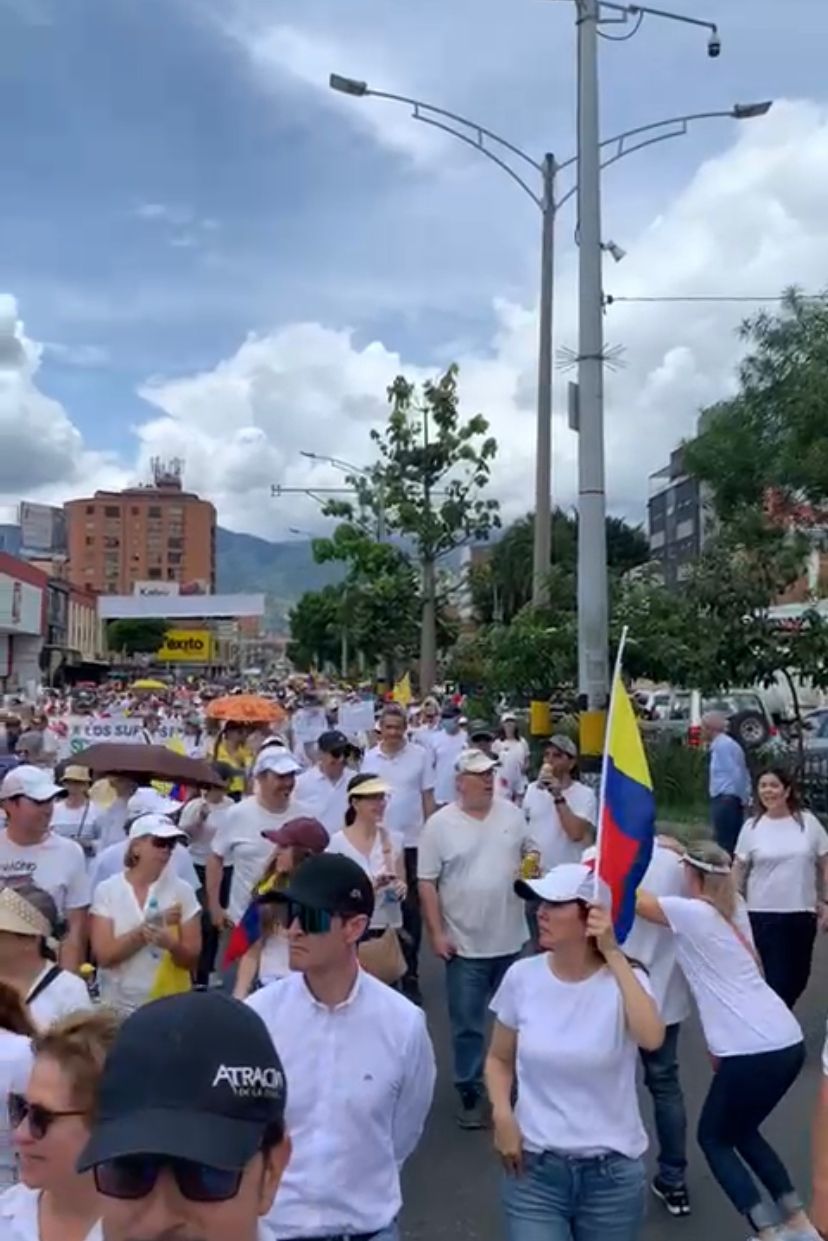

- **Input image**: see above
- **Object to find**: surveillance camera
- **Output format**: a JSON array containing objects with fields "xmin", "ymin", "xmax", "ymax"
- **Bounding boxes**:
[{"xmin": 707, "ymin": 32, "xmax": 721, "ymax": 58}]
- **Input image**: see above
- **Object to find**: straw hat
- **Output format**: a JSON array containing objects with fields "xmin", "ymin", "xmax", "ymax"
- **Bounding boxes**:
[{"xmin": 62, "ymin": 765, "xmax": 92, "ymax": 785}]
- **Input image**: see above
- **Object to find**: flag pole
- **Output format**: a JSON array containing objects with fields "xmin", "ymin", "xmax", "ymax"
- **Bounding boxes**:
[{"xmin": 593, "ymin": 625, "xmax": 629, "ymax": 903}]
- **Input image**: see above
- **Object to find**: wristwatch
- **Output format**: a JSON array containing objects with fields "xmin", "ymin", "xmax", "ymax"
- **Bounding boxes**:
[{"xmin": 553, "ymin": 795, "xmax": 565, "ymax": 806}]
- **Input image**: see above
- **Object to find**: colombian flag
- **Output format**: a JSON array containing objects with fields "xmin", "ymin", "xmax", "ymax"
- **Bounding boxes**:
[
  {"xmin": 596, "ymin": 672, "xmax": 655, "ymax": 943},
  {"xmin": 222, "ymin": 873, "xmax": 280, "ymax": 968}
]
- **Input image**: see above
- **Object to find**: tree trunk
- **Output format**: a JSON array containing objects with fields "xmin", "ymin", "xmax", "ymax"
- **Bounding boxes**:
[{"xmin": 420, "ymin": 555, "xmax": 437, "ymax": 693}]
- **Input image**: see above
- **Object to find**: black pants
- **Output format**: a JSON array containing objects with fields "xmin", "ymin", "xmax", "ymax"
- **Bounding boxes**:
[
  {"xmin": 697, "ymin": 1042, "xmax": 804, "ymax": 1222},
  {"xmin": 402, "ymin": 847, "xmax": 422, "ymax": 982},
  {"xmin": 711, "ymin": 794, "xmax": 744, "ymax": 856},
  {"xmin": 194, "ymin": 864, "xmax": 232, "ymax": 987},
  {"xmin": 749, "ymin": 910, "xmax": 817, "ymax": 1009}
]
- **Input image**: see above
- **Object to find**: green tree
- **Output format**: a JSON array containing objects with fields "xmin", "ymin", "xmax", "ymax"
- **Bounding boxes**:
[
  {"xmin": 287, "ymin": 585, "xmax": 344, "ymax": 671},
  {"xmin": 323, "ymin": 365, "xmax": 500, "ymax": 690},
  {"xmin": 684, "ymin": 288, "xmax": 828, "ymax": 520},
  {"xmin": 107, "ymin": 618, "xmax": 170, "ymax": 658},
  {"xmin": 447, "ymin": 606, "xmax": 577, "ymax": 708}
]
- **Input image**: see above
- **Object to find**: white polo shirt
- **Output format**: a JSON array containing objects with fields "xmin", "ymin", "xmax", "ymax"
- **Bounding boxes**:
[
  {"xmin": 294, "ymin": 766, "xmax": 350, "ymax": 838},
  {"xmin": 361, "ymin": 743, "xmax": 434, "ymax": 848},
  {"xmin": 248, "ymin": 970, "xmax": 435, "ymax": 1240}
]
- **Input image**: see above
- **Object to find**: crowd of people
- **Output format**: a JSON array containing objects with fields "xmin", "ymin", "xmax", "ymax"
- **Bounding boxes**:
[{"xmin": 0, "ymin": 681, "xmax": 823, "ymax": 1240}]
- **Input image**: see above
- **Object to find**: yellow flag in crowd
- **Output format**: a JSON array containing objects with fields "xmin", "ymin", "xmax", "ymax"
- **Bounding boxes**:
[{"xmin": 392, "ymin": 673, "xmax": 413, "ymax": 707}]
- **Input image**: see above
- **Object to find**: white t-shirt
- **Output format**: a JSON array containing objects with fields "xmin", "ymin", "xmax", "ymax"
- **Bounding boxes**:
[
  {"xmin": 259, "ymin": 932, "xmax": 291, "ymax": 985},
  {"xmin": 492, "ymin": 954, "xmax": 650, "ymax": 1159},
  {"xmin": 417, "ymin": 800, "xmax": 531, "ymax": 958},
  {"xmin": 0, "ymin": 832, "xmax": 90, "ymax": 916},
  {"xmin": 91, "ymin": 872, "xmax": 200, "ymax": 1016},
  {"xmin": 294, "ymin": 767, "xmax": 350, "ymax": 837},
  {"xmin": 327, "ymin": 830, "xmax": 403, "ymax": 930},
  {"xmin": 211, "ymin": 796, "xmax": 308, "ymax": 924},
  {"xmin": 0, "ymin": 1183, "xmax": 101, "ymax": 1240},
  {"xmin": 431, "ymin": 730, "xmax": 468, "ymax": 806},
  {"xmin": 178, "ymin": 796, "xmax": 235, "ymax": 867},
  {"xmin": 735, "ymin": 811, "xmax": 828, "ymax": 913},
  {"xmin": 89, "ymin": 841, "xmax": 199, "ymax": 897},
  {"xmin": 0, "ymin": 1031, "xmax": 31, "ymax": 1187},
  {"xmin": 361, "ymin": 744, "xmax": 434, "ymax": 849},
  {"xmin": 623, "ymin": 847, "xmax": 691, "ymax": 1026},
  {"xmin": 49, "ymin": 801, "xmax": 101, "ymax": 852},
  {"xmin": 95, "ymin": 797, "xmax": 131, "ymax": 852},
  {"xmin": 493, "ymin": 738, "xmax": 529, "ymax": 796},
  {"xmin": 658, "ymin": 895, "xmax": 803, "ymax": 1058},
  {"xmin": 26, "ymin": 965, "xmax": 92, "ymax": 1031},
  {"xmin": 522, "ymin": 780, "xmax": 597, "ymax": 870}
]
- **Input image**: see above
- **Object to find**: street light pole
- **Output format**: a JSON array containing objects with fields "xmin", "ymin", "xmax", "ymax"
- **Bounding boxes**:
[
  {"xmin": 576, "ymin": 0, "xmax": 610, "ymax": 709},
  {"xmin": 532, "ymin": 154, "xmax": 557, "ymax": 608}
]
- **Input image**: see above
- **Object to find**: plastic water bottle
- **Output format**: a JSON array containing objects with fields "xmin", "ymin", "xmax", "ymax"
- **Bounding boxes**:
[{"xmin": 145, "ymin": 896, "xmax": 163, "ymax": 960}]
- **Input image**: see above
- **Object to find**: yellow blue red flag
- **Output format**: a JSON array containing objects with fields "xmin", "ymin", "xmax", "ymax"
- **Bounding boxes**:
[{"xmin": 596, "ymin": 666, "xmax": 655, "ymax": 943}]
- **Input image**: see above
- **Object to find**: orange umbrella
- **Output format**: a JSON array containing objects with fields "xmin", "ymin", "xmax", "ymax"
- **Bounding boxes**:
[{"xmin": 206, "ymin": 695, "xmax": 286, "ymax": 725}]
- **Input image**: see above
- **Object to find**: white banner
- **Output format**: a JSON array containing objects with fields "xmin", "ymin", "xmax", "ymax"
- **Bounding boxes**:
[
  {"xmin": 61, "ymin": 715, "xmax": 186, "ymax": 760},
  {"xmin": 338, "ymin": 700, "xmax": 376, "ymax": 738}
]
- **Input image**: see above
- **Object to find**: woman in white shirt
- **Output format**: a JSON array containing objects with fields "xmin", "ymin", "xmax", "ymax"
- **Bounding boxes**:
[
  {"xmin": 0, "ymin": 882, "xmax": 91, "ymax": 1032},
  {"xmin": 0, "ymin": 985, "xmax": 33, "ymax": 1191},
  {"xmin": 327, "ymin": 774, "xmax": 406, "ymax": 937},
  {"xmin": 49, "ymin": 767, "xmax": 100, "ymax": 860},
  {"xmin": 733, "ymin": 767, "xmax": 828, "ymax": 1009},
  {"xmin": 637, "ymin": 841, "xmax": 813, "ymax": 1241},
  {"xmin": 0, "ymin": 1008, "xmax": 119, "ymax": 1240},
  {"xmin": 485, "ymin": 862, "xmax": 664, "ymax": 1241},
  {"xmin": 493, "ymin": 715, "xmax": 530, "ymax": 799},
  {"xmin": 232, "ymin": 816, "xmax": 329, "ymax": 999},
  {"xmin": 90, "ymin": 813, "xmax": 201, "ymax": 1017}
]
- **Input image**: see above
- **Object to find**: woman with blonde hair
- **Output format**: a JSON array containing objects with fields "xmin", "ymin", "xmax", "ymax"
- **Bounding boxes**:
[
  {"xmin": 90, "ymin": 813, "xmax": 200, "ymax": 1017},
  {"xmin": 0, "ymin": 881, "xmax": 90, "ymax": 1032},
  {"xmin": 0, "ymin": 1007, "xmax": 120, "ymax": 1239},
  {"xmin": 637, "ymin": 841, "xmax": 812, "ymax": 1241}
]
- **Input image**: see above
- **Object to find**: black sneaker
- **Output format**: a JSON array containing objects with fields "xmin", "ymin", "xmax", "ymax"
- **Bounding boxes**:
[
  {"xmin": 456, "ymin": 1091, "xmax": 489, "ymax": 1130},
  {"xmin": 651, "ymin": 1177, "xmax": 691, "ymax": 1217}
]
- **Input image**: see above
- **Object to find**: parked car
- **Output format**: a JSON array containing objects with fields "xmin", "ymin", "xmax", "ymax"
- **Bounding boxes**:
[{"xmin": 639, "ymin": 688, "xmax": 777, "ymax": 750}]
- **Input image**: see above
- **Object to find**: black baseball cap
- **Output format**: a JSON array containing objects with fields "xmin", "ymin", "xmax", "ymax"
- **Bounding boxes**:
[
  {"xmin": 264, "ymin": 852, "xmax": 374, "ymax": 920},
  {"xmin": 468, "ymin": 719, "xmax": 495, "ymax": 741},
  {"xmin": 77, "ymin": 992, "xmax": 286, "ymax": 1173},
  {"xmin": 317, "ymin": 730, "xmax": 349, "ymax": 754},
  {"xmin": 441, "ymin": 703, "xmax": 462, "ymax": 720}
]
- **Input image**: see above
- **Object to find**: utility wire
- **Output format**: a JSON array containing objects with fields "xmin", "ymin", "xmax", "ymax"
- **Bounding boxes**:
[{"xmin": 605, "ymin": 293, "xmax": 828, "ymax": 305}]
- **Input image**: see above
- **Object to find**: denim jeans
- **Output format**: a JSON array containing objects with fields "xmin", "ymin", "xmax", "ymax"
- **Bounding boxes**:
[
  {"xmin": 445, "ymin": 953, "xmax": 518, "ymax": 1097},
  {"xmin": 697, "ymin": 1042, "xmax": 805, "ymax": 1227},
  {"xmin": 710, "ymin": 794, "xmax": 744, "ymax": 856},
  {"xmin": 503, "ymin": 1149, "xmax": 646, "ymax": 1241},
  {"xmin": 639, "ymin": 1022, "xmax": 687, "ymax": 1187}
]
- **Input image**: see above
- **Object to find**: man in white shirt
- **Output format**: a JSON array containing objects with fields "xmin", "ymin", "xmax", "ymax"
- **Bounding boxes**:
[
  {"xmin": 0, "ymin": 764, "xmax": 89, "ymax": 971},
  {"xmin": 431, "ymin": 705, "xmax": 468, "ymax": 808},
  {"xmin": 362, "ymin": 703, "xmax": 435, "ymax": 1003},
  {"xmin": 522, "ymin": 734, "xmax": 597, "ymax": 870},
  {"xmin": 468, "ymin": 721, "xmax": 521, "ymax": 801},
  {"xmin": 77, "ymin": 991, "xmax": 290, "ymax": 1241},
  {"xmin": 207, "ymin": 749, "xmax": 306, "ymax": 933},
  {"xmin": 293, "ymin": 730, "xmax": 350, "ymax": 837},
  {"xmin": 248, "ymin": 853, "xmax": 435, "ymax": 1241},
  {"xmin": 419, "ymin": 748, "xmax": 536, "ymax": 1129},
  {"xmin": 611, "ymin": 841, "xmax": 692, "ymax": 1217}
]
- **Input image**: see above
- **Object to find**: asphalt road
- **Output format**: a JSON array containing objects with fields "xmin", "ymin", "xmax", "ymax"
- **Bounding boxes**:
[{"xmin": 400, "ymin": 938, "xmax": 828, "ymax": 1241}]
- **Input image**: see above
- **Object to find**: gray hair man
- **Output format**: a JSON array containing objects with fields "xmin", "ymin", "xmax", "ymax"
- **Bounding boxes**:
[{"xmin": 702, "ymin": 711, "xmax": 750, "ymax": 855}]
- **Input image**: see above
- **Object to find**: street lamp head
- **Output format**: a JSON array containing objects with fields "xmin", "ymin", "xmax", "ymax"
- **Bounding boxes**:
[
  {"xmin": 732, "ymin": 100, "xmax": 773, "ymax": 120},
  {"xmin": 707, "ymin": 28, "xmax": 721, "ymax": 58},
  {"xmin": 329, "ymin": 73, "xmax": 369, "ymax": 97},
  {"xmin": 300, "ymin": 450, "xmax": 317, "ymax": 460},
  {"xmin": 603, "ymin": 240, "xmax": 626, "ymax": 264}
]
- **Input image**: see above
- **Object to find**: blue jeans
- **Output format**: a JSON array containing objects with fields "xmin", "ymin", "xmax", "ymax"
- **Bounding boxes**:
[
  {"xmin": 639, "ymin": 1022, "xmax": 687, "ymax": 1187},
  {"xmin": 711, "ymin": 794, "xmax": 744, "ymax": 856},
  {"xmin": 503, "ymin": 1149, "xmax": 646, "ymax": 1241},
  {"xmin": 445, "ymin": 953, "xmax": 518, "ymax": 1098}
]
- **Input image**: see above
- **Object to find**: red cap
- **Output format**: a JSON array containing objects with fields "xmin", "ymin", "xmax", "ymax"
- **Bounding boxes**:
[{"xmin": 261, "ymin": 816, "xmax": 329, "ymax": 853}]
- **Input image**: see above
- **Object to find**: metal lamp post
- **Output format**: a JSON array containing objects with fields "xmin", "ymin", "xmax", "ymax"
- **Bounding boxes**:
[{"xmin": 330, "ymin": 72, "xmax": 771, "ymax": 642}]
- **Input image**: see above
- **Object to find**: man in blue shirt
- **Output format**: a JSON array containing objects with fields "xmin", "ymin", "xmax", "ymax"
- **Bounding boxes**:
[{"xmin": 703, "ymin": 711, "xmax": 751, "ymax": 854}]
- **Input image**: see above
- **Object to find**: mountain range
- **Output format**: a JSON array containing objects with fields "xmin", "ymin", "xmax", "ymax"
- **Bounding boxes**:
[{"xmin": 215, "ymin": 527, "xmax": 344, "ymax": 632}]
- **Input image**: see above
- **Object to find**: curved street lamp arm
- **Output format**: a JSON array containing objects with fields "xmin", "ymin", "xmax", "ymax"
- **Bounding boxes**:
[
  {"xmin": 367, "ymin": 88, "xmax": 544, "ymax": 177},
  {"xmin": 412, "ymin": 113, "xmax": 543, "ymax": 207}
]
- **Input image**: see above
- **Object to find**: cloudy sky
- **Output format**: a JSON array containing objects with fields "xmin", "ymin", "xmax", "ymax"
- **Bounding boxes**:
[{"xmin": 2, "ymin": 0, "xmax": 827, "ymax": 540}]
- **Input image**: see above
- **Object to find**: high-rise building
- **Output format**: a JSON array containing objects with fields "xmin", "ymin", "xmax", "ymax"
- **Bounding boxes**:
[
  {"xmin": 65, "ymin": 460, "xmax": 216, "ymax": 596},
  {"xmin": 647, "ymin": 445, "xmax": 713, "ymax": 588}
]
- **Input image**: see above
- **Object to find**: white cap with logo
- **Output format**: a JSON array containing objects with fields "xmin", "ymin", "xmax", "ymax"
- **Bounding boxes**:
[
  {"xmin": 128, "ymin": 813, "xmax": 187, "ymax": 842},
  {"xmin": 127, "ymin": 788, "xmax": 181, "ymax": 819},
  {"xmin": 455, "ymin": 748, "xmax": 499, "ymax": 775},
  {"xmin": 515, "ymin": 861, "xmax": 611, "ymax": 907},
  {"xmin": 253, "ymin": 750, "xmax": 302, "ymax": 779},
  {"xmin": 0, "ymin": 765, "xmax": 65, "ymax": 803}
]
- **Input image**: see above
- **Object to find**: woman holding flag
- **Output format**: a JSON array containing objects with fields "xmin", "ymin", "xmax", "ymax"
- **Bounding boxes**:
[
  {"xmin": 485, "ymin": 862, "xmax": 664, "ymax": 1241},
  {"xmin": 637, "ymin": 842, "xmax": 813, "ymax": 1241}
]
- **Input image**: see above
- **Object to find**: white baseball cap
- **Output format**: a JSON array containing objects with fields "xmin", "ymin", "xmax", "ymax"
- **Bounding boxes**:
[
  {"xmin": 253, "ymin": 750, "xmax": 302, "ymax": 778},
  {"xmin": 0, "ymin": 765, "xmax": 65, "ymax": 803},
  {"xmin": 515, "ymin": 861, "xmax": 607, "ymax": 905},
  {"xmin": 128, "ymin": 814, "xmax": 187, "ymax": 842},
  {"xmin": 455, "ymin": 748, "xmax": 499, "ymax": 775},
  {"xmin": 127, "ymin": 788, "xmax": 181, "ymax": 819}
]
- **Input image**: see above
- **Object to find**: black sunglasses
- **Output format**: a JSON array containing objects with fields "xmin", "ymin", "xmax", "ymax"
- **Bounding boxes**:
[
  {"xmin": 8, "ymin": 1092, "xmax": 85, "ymax": 1140},
  {"xmin": 284, "ymin": 900, "xmax": 335, "ymax": 935},
  {"xmin": 150, "ymin": 837, "xmax": 178, "ymax": 851},
  {"xmin": 327, "ymin": 748, "xmax": 348, "ymax": 760},
  {"xmin": 94, "ymin": 1154, "xmax": 243, "ymax": 1203}
]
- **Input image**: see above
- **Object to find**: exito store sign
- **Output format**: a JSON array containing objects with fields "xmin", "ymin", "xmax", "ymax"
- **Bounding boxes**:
[{"xmin": 156, "ymin": 629, "xmax": 214, "ymax": 663}]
